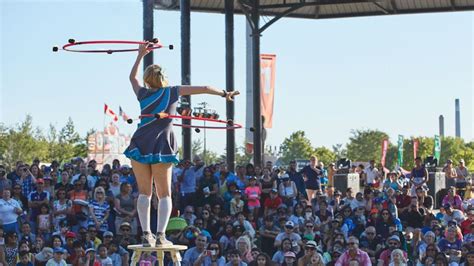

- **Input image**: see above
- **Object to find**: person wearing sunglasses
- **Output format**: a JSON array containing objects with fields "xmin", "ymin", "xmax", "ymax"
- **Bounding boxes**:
[
  {"xmin": 377, "ymin": 235, "xmax": 407, "ymax": 266},
  {"xmin": 335, "ymin": 236, "xmax": 371, "ymax": 266}
]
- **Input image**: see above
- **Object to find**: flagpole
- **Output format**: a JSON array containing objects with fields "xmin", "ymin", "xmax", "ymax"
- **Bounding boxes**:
[{"xmin": 102, "ymin": 104, "xmax": 106, "ymax": 166}]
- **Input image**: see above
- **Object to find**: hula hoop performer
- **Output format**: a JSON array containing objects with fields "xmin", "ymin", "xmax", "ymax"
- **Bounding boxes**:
[{"xmin": 124, "ymin": 42, "xmax": 239, "ymax": 247}]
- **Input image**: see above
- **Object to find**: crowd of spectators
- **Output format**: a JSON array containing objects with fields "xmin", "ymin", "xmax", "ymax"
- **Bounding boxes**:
[{"xmin": 0, "ymin": 155, "xmax": 471, "ymax": 266}]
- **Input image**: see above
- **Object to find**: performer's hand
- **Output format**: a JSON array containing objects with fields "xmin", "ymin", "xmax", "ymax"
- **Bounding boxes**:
[
  {"xmin": 226, "ymin": 91, "xmax": 240, "ymax": 101},
  {"xmin": 138, "ymin": 42, "xmax": 152, "ymax": 57}
]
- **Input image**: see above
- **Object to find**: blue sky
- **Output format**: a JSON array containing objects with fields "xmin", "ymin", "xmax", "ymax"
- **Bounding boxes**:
[{"xmin": 1, "ymin": 1, "xmax": 473, "ymax": 156}]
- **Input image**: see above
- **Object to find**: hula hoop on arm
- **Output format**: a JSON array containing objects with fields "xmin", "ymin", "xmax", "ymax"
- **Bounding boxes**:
[
  {"xmin": 52, "ymin": 38, "xmax": 173, "ymax": 54},
  {"xmin": 126, "ymin": 112, "xmax": 243, "ymax": 131}
]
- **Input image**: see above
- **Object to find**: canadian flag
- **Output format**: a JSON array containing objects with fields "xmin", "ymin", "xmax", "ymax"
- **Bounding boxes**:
[{"xmin": 104, "ymin": 104, "xmax": 118, "ymax": 122}]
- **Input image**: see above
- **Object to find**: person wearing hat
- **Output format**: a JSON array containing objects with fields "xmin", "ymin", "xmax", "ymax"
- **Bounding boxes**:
[
  {"xmin": 28, "ymin": 178, "xmax": 50, "ymax": 233},
  {"xmin": 274, "ymin": 221, "xmax": 303, "ymax": 254},
  {"xmin": 282, "ymin": 251, "xmax": 297, "ymax": 266},
  {"xmin": 335, "ymin": 236, "xmax": 371, "ymax": 266},
  {"xmin": 358, "ymin": 226, "xmax": 383, "ymax": 262},
  {"xmin": 278, "ymin": 174, "xmax": 298, "ymax": 210},
  {"xmin": 377, "ymin": 235, "xmax": 407, "ymax": 266},
  {"xmin": 455, "ymin": 159, "xmax": 470, "ymax": 199},
  {"xmin": 442, "ymin": 186, "xmax": 463, "ymax": 210},
  {"xmin": 35, "ymin": 247, "xmax": 54, "ymax": 264},
  {"xmin": 230, "ymin": 189, "xmax": 244, "ymax": 216},
  {"xmin": 297, "ymin": 240, "xmax": 323, "ymax": 266},
  {"xmin": 384, "ymin": 170, "xmax": 403, "ymax": 193},
  {"xmin": 46, "ymin": 247, "xmax": 67, "ymax": 266},
  {"xmin": 441, "ymin": 203, "xmax": 466, "ymax": 227},
  {"xmin": 263, "ymin": 188, "xmax": 283, "ymax": 217},
  {"xmin": 443, "ymin": 159, "xmax": 458, "ymax": 179}
]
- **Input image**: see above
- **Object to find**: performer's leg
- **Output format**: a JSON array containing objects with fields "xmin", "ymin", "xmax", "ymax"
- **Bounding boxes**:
[
  {"xmin": 306, "ymin": 189, "xmax": 316, "ymax": 206},
  {"xmin": 152, "ymin": 163, "xmax": 173, "ymax": 246},
  {"xmin": 131, "ymin": 159, "xmax": 154, "ymax": 246}
]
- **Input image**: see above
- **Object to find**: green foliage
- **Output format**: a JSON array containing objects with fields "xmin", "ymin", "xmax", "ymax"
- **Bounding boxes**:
[
  {"xmin": 346, "ymin": 129, "xmax": 389, "ymax": 163},
  {"xmin": 0, "ymin": 116, "xmax": 86, "ymax": 170},
  {"xmin": 279, "ymin": 131, "xmax": 314, "ymax": 164},
  {"xmin": 313, "ymin": 146, "xmax": 337, "ymax": 165}
]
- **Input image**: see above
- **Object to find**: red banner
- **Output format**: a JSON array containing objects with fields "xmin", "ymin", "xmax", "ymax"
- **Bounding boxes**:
[
  {"xmin": 381, "ymin": 139, "xmax": 389, "ymax": 167},
  {"xmin": 104, "ymin": 104, "xmax": 118, "ymax": 122},
  {"xmin": 260, "ymin": 54, "xmax": 276, "ymax": 129},
  {"xmin": 413, "ymin": 139, "xmax": 419, "ymax": 160}
]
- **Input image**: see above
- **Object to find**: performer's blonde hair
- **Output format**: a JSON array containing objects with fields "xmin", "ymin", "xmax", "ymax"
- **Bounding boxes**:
[{"xmin": 144, "ymin": 64, "xmax": 168, "ymax": 88}]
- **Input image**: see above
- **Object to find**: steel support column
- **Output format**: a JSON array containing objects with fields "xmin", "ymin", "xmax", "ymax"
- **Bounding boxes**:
[
  {"xmin": 225, "ymin": 0, "xmax": 235, "ymax": 171},
  {"xmin": 143, "ymin": 0, "xmax": 154, "ymax": 68},
  {"xmin": 181, "ymin": 0, "xmax": 192, "ymax": 161},
  {"xmin": 251, "ymin": 1, "xmax": 262, "ymax": 167}
]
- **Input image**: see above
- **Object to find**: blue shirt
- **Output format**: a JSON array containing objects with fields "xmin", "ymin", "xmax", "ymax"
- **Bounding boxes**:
[
  {"xmin": 182, "ymin": 247, "xmax": 203, "ymax": 266},
  {"xmin": 88, "ymin": 200, "xmax": 110, "ymax": 231},
  {"xmin": 180, "ymin": 168, "xmax": 197, "ymax": 194},
  {"xmin": 28, "ymin": 190, "xmax": 50, "ymax": 219}
]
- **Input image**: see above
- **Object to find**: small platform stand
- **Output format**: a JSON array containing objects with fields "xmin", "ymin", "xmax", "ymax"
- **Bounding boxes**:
[{"xmin": 127, "ymin": 244, "xmax": 188, "ymax": 266}]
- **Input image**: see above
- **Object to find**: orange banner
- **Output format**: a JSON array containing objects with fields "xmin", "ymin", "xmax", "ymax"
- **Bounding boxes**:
[{"xmin": 260, "ymin": 54, "xmax": 276, "ymax": 129}]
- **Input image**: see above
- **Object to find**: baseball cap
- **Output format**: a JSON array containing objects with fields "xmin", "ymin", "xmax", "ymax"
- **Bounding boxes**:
[
  {"xmin": 271, "ymin": 188, "xmax": 278, "ymax": 193},
  {"xmin": 284, "ymin": 251, "xmax": 296, "ymax": 258},
  {"xmin": 120, "ymin": 222, "xmax": 132, "ymax": 229},
  {"xmin": 103, "ymin": 231, "xmax": 114, "ymax": 237},
  {"xmin": 85, "ymin": 248, "xmax": 96, "ymax": 254},
  {"xmin": 65, "ymin": 232, "xmax": 76, "ymax": 238},
  {"xmin": 305, "ymin": 240, "xmax": 317, "ymax": 248},
  {"xmin": 388, "ymin": 235, "xmax": 400, "ymax": 242},
  {"xmin": 36, "ymin": 178, "xmax": 44, "ymax": 184},
  {"xmin": 443, "ymin": 203, "xmax": 452, "ymax": 209},
  {"xmin": 53, "ymin": 247, "xmax": 65, "ymax": 254},
  {"xmin": 285, "ymin": 221, "xmax": 295, "ymax": 228}
]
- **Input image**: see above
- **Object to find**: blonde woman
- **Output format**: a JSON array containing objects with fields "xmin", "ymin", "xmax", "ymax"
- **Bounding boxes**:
[
  {"xmin": 389, "ymin": 249, "xmax": 408, "ymax": 266},
  {"xmin": 124, "ymin": 43, "xmax": 239, "ymax": 247},
  {"xmin": 88, "ymin": 186, "xmax": 110, "ymax": 233},
  {"xmin": 235, "ymin": 236, "xmax": 253, "ymax": 263}
]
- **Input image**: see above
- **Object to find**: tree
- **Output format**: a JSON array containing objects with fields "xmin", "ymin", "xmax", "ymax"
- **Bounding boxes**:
[
  {"xmin": 346, "ymin": 129, "xmax": 389, "ymax": 163},
  {"xmin": 279, "ymin": 131, "xmax": 314, "ymax": 164},
  {"xmin": 313, "ymin": 146, "xmax": 337, "ymax": 165}
]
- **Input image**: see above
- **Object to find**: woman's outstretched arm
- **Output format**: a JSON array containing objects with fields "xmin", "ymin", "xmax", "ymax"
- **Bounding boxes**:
[{"xmin": 179, "ymin": 85, "xmax": 239, "ymax": 101}]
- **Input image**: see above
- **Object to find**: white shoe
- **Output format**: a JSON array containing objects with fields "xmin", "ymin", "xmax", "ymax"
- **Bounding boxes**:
[
  {"xmin": 142, "ymin": 231, "xmax": 156, "ymax": 247},
  {"xmin": 155, "ymin": 232, "xmax": 173, "ymax": 247}
]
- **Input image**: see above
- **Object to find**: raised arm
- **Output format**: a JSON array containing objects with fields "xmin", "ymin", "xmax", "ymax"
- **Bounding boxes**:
[
  {"xmin": 130, "ymin": 42, "xmax": 152, "ymax": 96},
  {"xmin": 179, "ymin": 86, "xmax": 239, "ymax": 101}
]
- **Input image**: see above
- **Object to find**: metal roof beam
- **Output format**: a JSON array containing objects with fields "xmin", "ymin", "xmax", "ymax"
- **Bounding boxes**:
[
  {"xmin": 258, "ymin": 3, "xmax": 306, "ymax": 34},
  {"xmin": 372, "ymin": 1, "xmax": 390, "ymax": 14},
  {"xmin": 257, "ymin": 0, "xmax": 373, "ymax": 9},
  {"xmin": 450, "ymin": 0, "xmax": 456, "ymax": 11},
  {"xmin": 389, "ymin": 0, "xmax": 398, "ymax": 14}
]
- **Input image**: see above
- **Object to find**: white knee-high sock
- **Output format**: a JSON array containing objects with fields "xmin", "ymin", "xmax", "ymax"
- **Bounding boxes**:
[
  {"xmin": 137, "ymin": 194, "xmax": 152, "ymax": 233},
  {"xmin": 157, "ymin": 196, "xmax": 172, "ymax": 233}
]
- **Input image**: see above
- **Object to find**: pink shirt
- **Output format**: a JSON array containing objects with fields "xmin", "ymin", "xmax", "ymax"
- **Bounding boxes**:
[
  {"xmin": 335, "ymin": 249, "xmax": 372, "ymax": 266},
  {"xmin": 245, "ymin": 186, "xmax": 261, "ymax": 207}
]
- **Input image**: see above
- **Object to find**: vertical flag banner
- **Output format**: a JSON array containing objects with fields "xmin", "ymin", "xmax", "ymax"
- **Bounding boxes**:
[
  {"xmin": 381, "ymin": 139, "xmax": 389, "ymax": 167},
  {"xmin": 104, "ymin": 104, "xmax": 118, "ymax": 122},
  {"xmin": 413, "ymin": 139, "xmax": 419, "ymax": 159},
  {"xmin": 397, "ymin": 135, "xmax": 404, "ymax": 167},
  {"xmin": 119, "ymin": 106, "xmax": 130, "ymax": 122},
  {"xmin": 260, "ymin": 54, "xmax": 276, "ymax": 129},
  {"xmin": 434, "ymin": 135, "xmax": 441, "ymax": 161}
]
